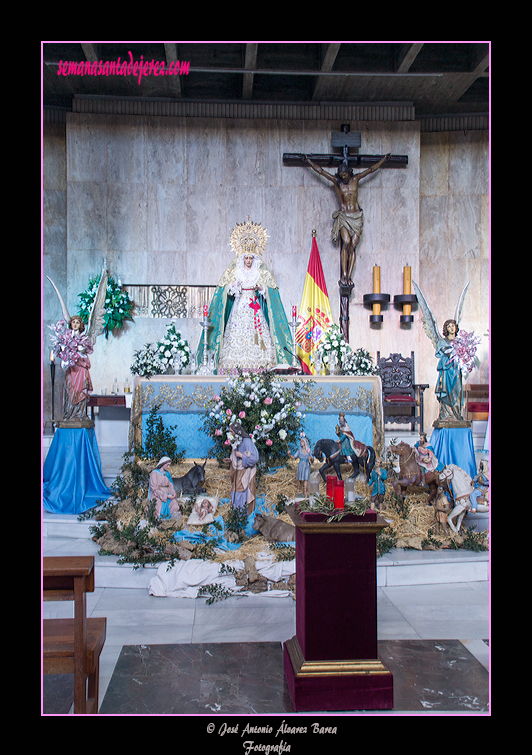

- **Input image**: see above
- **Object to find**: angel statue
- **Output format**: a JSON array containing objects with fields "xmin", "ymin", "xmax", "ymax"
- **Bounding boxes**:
[
  {"xmin": 413, "ymin": 280, "xmax": 481, "ymax": 427},
  {"xmin": 47, "ymin": 263, "xmax": 108, "ymax": 425}
]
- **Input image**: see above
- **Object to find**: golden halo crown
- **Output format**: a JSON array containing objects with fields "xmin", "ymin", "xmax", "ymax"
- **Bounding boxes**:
[{"xmin": 230, "ymin": 216, "xmax": 268, "ymax": 258}]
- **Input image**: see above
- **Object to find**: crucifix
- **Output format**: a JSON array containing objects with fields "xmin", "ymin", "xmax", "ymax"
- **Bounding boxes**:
[{"xmin": 283, "ymin": 125, "xmax": 408, "ymax": 342}]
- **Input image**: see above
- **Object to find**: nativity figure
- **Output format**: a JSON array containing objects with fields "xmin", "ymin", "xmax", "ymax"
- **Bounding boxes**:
[
  {"xmin": 470, "ymin": 459, "xmax": 489, "ymax": 513},
  {"xmin": 368, "ymin": 456, "xmax": 387, "ymax": 509},
  {"xmin": 223, "ymin": 422, "xmax": 259, "ymax": 515},
  {"xmin": 149, "ymin": 456, "xmax": 181, "ymax": 520},
  {"xmin": 198, "ymin": 218, "xmax": 292, "ymax": 373},
  {"xmin": 438, "ymin": 463, "xmax": 474, "ymax": 533},
  {"xmin": 47, "ymin": 263, "xmax": 108, "ymax": 425},
  {"xmin": 288, "ymin": 435, "xmax": 314, "ymax": 497}
]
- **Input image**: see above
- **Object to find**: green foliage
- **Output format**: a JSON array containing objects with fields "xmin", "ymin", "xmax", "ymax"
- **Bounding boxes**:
[
  {"xmin": 271, "ymin": 543, "xmax": 296, "ymax": 561},
  {"xmin": 197, "ymin": 582, "xmax": 235, "ymax": 604},
  {"xmin": 77, "ymin": 273, "xmax": 134, "ymax": 336},
  {"xmin": 295, "ymin": 493, "xmax": 369, "ymax": 521},
  {"xmin": 225, "ymin": 504, "xmax": 249, "ymax": 536},
  {"xmin": 134, "ymin": 405, "xmax": 185, "ymax": 464},
  {"xmin": 453, "ymin": 526, "xmax": 489, "ymax": 552},
  {"xmin": 274, "ymin": 494, "xmax": 288, "ymax": 515},
  {"xmin": 376, "ymin": 526, "xmax": 397, "ymax": 558}
]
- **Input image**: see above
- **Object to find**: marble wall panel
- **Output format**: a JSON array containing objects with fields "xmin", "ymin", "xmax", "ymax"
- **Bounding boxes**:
[
  {"xmin": 66, "ymin": 113, "xmax": 108, "ymax": 182},
  {"xmin": 43, "ymin": 114, "xmax": 489, "ymax": 433},
  {"xmin": 67, "ymin": 181, "xmax": 108, "ymax": 252},
  {"xmin": 185, "ymin": 184, "xmax": 227, "ymax": 275},
  {"xmin": 185, "ymin": 118, "xmax": 226, "ymax": 186},
  {"xmin": 106, "ymin": 115, "xmax": 146, "ymax": 184},
  {"xmin": 419, "ymin": 196, "xmax": 449, "ymax": 260},
  {"xmin": 147, "ymin": 182, "xmax": 187, "ymax": 253},
  {"xmin": 107, "ymin": 182, "xmax": 147, "ymax": 252},
  {"xmin": 449, "ymin": 195, "xmax": 482, "ymax": 260},
  {"xmin": 145, "ymin": 117, "xmax": 187, "ymax": 185}
]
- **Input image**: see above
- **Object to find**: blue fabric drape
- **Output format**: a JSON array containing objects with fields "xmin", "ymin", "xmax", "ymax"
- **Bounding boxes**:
[
  {"xmin": 173, "ymin": 494, "xmax": 295, "ymax": 552},
  {"xmin": 429, "ymin": 427, "xmax": 476, "ymax": 478},
  {"xmin": 43, "ymin": 428, "xmax": 111, "ymax": 514}
]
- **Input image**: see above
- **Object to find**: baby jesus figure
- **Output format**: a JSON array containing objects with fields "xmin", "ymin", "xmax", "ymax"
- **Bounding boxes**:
[{"xmin": 194, "ymin": 498, "xmax": 215, "ymax": 522}]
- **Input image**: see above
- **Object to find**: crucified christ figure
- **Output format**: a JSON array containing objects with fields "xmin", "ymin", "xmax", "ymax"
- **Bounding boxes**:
[{"xmin": 302, "ymin": 154, "xmax": 391, "ymax": 285}]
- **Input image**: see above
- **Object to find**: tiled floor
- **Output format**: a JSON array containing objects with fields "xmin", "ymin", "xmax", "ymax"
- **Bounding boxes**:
[
  {"xmin": 42, "ymin": 567, "xmax": 489, "ymax": 715},
  {"xmin": 42, "ymin": 444, "xmax": 490, "ymax": 716}
]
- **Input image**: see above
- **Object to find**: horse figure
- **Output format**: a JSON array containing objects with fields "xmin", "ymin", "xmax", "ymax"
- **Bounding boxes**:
[
  {"xmin": 173, "ymin": 460, "xmax": 207, "ymax": 494},
  {"xmin": 388, "ymin": 441, "xmax": 446, "ymax": 504},
  {"xmin": 439, "ymin": 464, "xmax": 473, "ymax": 533},
  {"xmin": 313, "ymin": 438, "xmax": 375, "ymax": 484}
]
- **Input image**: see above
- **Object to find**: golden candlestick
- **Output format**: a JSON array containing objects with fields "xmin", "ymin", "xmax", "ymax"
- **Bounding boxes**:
[
  {"xmin": 394, "ymin": 263, "xmax": 416, "ymax": 324},
  {"xmin": 363, "ymin": 264, "xmax": 389, "ymax": 324},
  {"xmin": 372, "ymin": 265, "xmax": 381, "ymax": 316}
]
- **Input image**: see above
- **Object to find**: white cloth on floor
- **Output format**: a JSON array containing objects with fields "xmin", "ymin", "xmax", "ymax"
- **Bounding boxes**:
[
  {"xmin": 148, "ymin": 559, "xmax": 237, "ymax": 599},
  {"xmin": 147, "ymin": 552, "xmax": 295, "ymax": 599}
]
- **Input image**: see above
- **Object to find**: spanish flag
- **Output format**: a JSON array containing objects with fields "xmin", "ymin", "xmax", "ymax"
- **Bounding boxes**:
[{"xmin": 295, "ymin": 234, "xmax": 333, "ymax": 374}]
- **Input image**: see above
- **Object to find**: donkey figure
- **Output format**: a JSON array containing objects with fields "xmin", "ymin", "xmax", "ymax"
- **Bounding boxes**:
[{"xmin": 173, "ymin": 460, "xmax": 207, "ymax": 494}]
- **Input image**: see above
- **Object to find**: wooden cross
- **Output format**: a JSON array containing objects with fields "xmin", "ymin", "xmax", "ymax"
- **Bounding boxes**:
[{"xmin": 283, "ymin": 125, "xmax": 408, "ymax": 342}]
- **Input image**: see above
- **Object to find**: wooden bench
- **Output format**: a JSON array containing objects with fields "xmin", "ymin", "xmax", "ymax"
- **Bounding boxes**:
[{"xmin": 43, "ymin": 556, "xmax": 106, "ymax": 714}]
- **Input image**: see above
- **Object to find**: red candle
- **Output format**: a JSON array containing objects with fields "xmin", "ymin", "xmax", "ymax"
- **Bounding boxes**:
[
  {"xmin": 326, "ymin": 475, "xmax": 336, "ymax": 502},
  {"xmin": 333, "ymin": 480, "xmax": 345, "ymax": 509},
  {"xmin": 203, "ymin": 304, "xmax": 208, "ymax": 317},
  {"xmin": 292, "ymin": 305, "xmax": 297, "ymax": 318}
]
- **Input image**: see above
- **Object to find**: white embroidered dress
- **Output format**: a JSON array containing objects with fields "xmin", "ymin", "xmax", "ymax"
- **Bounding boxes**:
[{"xmin": 218, "ymin": 255, "xmax": 276, "ymax": 373}]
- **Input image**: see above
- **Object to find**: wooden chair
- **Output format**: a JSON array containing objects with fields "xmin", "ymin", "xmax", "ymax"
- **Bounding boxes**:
[
  {"xmin": 464, "ymin": 383, "xmax": 489, "ymax": 421},
  {"xmin": 376, "ymin": 351, "xmax": 429, "ymax": 433},
  {"xmin": 43, "ymin": 556, "xmax": 106, "ymax": 714}
]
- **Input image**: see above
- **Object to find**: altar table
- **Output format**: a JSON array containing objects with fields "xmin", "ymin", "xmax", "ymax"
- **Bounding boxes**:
[{"xmin": 131, "ymin": 375, "xmax": 383, "ymax": 458}]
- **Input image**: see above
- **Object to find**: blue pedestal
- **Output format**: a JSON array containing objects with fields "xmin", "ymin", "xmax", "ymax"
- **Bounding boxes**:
[
  {"xmin": 429, "ymin": 426, "xmax": 476, "ymax": 478},
  {"xmin": 43, "ymin": 427, "xmax": 111, "ymax": 514}
]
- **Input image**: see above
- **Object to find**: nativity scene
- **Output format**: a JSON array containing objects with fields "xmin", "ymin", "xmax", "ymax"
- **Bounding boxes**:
[{"xmin": 42, "ymin": 41, "xmax": 489, "ymax": 716}]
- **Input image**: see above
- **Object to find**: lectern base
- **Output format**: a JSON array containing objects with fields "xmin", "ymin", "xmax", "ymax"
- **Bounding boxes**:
[{"xmin": 283, "ymin": 636, "xmax": 393, "ymax": 712}]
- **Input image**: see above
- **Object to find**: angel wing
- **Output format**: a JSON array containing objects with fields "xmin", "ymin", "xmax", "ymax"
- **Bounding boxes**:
[
  {"xmin": 412, "ymin": 280, "xmax": 440, "ymax": 351},
  {"xmin": 454, "ymin": 280, "xmax": 470, "ymax": 326},
  {"xmin": 86, "ymin": 263, "xmax": 109, "ymax": 343},
  {"xmin": 46, "ymin": 276, "xmax": 70, "ymax": 324}
]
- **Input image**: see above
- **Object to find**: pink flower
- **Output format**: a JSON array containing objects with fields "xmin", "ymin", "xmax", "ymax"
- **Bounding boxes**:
[
  {"xmin": 213, "ymin": 395, "xmax": 220, "ymax": 402},
  {"xmin": 215, "ymin": 429, "xmax": 222, "ymax": 436},
  {"xmin": 226, "ymin": 408, "xmax": 232, "ymax": 416},
  {"xmin": 239, "ymin": 410, "xmax": 246, "ymax": 419},
  {"xmin": 266, "ymin": 439, "xmax": 273, "ymax": 446},
  {"xmin": 264, "ymin": 397, "xmax": 273, "ymax": 405},
  {"xmin": 224, "ymin": 439, "xmax": 231, "ymax": 445}
]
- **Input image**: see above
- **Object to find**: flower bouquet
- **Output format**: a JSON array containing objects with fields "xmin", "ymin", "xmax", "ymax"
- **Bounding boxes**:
[
  {"xmin": 449, "ymin": 330, "xmax": 481, "ymax": 377},
  {"xmin": 202, "ymin": 371, "xmax": 308, "ymax": 470},
  {"xmin": 155, "ymin": 323, "xmax": 191, "ymax": 373},
  {"xmin": 77, "ymin": 273, "xmax": 134, "ymax": 336},
  {"xmin": 313, "ymin": 323, "xmax": 350, "ymax": 373},
  {"xmin": 49, "ymin": 319, "xmax": 93, "ymax": 368},
  {"xmin": 129, "ymin": 324, "xmax": 191, "ymax": 377},
  {"xmin": 341, "ymin": 347, "xmax": 379, "ymax": 376},
  {"xmin": 130, "ymin": 343, "xmax": 163, "ymax": 378}
]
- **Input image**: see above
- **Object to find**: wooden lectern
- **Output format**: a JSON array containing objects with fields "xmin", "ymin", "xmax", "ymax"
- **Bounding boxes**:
[{"xmin": 283, "ymin": 508, "xmax": 393, "ymax": 711}]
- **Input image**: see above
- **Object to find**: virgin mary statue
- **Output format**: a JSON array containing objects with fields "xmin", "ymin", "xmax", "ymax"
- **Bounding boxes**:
[{"xmin": 199, "ymin": 218, "xmax": 292, "ymax": 374}]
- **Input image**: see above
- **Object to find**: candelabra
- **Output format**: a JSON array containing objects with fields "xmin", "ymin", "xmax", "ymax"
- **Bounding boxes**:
[
  {"xmin": 197, "ymin": 305, "xmax": 214, "ymax": 375},
  {"xmin": 289, "ymin": 305, "xmax": 298, "ymax": 368}
]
